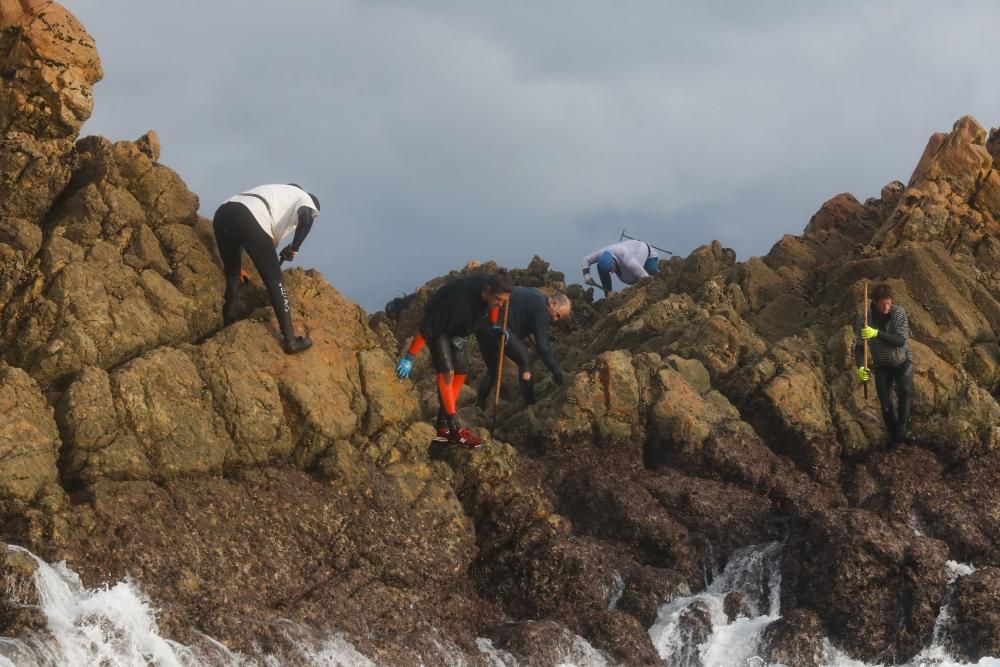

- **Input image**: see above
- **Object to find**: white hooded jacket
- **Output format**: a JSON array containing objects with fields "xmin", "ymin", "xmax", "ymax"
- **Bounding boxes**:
[{"xmin": 227, "ymin": 184, "xmax": 317, "ymax": 248}]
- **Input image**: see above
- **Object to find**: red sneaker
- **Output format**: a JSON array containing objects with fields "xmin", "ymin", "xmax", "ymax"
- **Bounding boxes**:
[
  {"xmin": 447, "ymin": 427, "xmax": 483, "ymax": 449},
  {"xmin": 435, "ymin": 425, "xmax": 450, "ymax": 439}
]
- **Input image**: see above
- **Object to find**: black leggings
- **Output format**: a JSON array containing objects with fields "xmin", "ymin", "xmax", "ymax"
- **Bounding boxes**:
[
  {"xmin": 427, "ymin": 334, "xmax": 469, "ymax": 376},
  {"xmin": 874, "ymin": 360, "xmax": 913, "ymax": 438},
  {"xmin": 476, "ymin": 327, "xmax": 532, "ymax": 404},
  {"xmin": 213, "ymin": 202, "xmax": 292, "ymax": 338},
  {"xmin": 476, "ymin": 328, "xmax": 531, "ymax": 376}
]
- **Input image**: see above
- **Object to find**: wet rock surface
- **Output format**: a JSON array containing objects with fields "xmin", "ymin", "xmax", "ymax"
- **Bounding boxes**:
[
  {"xmin": 947, "ymin": 566, "xmax": 1000, "ymax": 662},
  {"xmin": 1, "ymin": 3, "xmax": 1000, "ymax": 665}
]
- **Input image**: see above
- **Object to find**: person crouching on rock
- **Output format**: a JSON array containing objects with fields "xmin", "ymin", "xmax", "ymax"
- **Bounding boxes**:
[
  {"xmin": 475, "ymin": 288, "xmax": 571, "ymax": 409},
  {"xmin": 581, "ymin": 239, "xmax": 660, "ymax": 294},
  {"xmin": 854, "ymin": 283, "xmax": 913, "ymax": 444},
  {"xmin": 395, "ymin": 271, "xmax": 515, "ymax": 448},
  {"xmin": 212, "ymin": 184, "xmax": 319, "ymax": 354}
]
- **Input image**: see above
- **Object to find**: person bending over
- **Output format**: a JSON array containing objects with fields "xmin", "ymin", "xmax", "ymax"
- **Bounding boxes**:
[
  {"xmin": 581, "ymin": 239, "xmax": 660, "ymax": 294},
  {"xmin": 475, "ymin": 288, "xmax": 571, "ymax": 409},
  {"xmin": 212, "ymin": 183, "xmax": 319, "ymax": 354},
  {"xmin": 395, "ymin": 271, "xmax": 514, "ymax": 448}
]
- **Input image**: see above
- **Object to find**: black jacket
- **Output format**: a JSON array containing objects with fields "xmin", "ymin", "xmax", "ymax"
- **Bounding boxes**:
[
  {"xmin": 420, "ymin": 274, "xmax": 495, "ymax": 339},
  {"xmin": 504, "ymin": 287, "xmax": 561, "ymax": 376}
]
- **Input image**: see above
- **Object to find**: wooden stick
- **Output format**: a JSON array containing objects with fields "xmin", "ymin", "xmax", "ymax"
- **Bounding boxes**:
[
  {"xmin": 863, "ymin": 281, "xmax": 869, "ymax": 400},
  {"xmin": 490, "ymin": 300, "xmax": 510, "ymax": 435}
]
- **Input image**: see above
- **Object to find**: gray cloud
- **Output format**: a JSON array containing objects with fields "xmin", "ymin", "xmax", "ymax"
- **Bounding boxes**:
[{"xmin": 67, "ymin": 1, "xmax": 1000, "ymax": 310}]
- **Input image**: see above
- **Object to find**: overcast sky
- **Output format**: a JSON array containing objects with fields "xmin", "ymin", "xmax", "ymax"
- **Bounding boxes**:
[{"xmin": 66, "ymin": 1, "xmax": 1000, "ymax": 312}]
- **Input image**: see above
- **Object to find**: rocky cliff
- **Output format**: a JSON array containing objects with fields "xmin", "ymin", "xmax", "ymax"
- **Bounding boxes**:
[{"xmin": 3, "ymin": 2, "xmax": 1000, "ymax": 665}]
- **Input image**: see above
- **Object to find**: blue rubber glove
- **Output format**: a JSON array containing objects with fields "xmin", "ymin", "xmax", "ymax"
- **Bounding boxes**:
[
  {"xmin": 492, "ymin": 324, "xmax": 509, "ymax": 341},
  {"xmin": 396, "ymin": 354, "xmax": 414, "ymax": 379},
  {"xmin": 861, "ymin": 325, "xmax": 878, "ymax": 340}
]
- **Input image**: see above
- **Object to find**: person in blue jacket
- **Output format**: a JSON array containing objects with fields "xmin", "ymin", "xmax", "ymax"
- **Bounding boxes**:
[{"xmin": 475, "ymin": 288, "xmax": 571, "ymax": 409}]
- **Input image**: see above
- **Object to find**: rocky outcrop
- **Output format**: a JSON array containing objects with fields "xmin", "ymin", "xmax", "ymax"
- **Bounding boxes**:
[
  {"xmin": 781, "ymin": 509, "xmax": 948, "ymax": 662},
  {"xmin": 380, "ymin": 112, "xmax": 1000, "ymax": 663},
  {"xmin": 0, "ymin": 365, "xmax": 60, "ymax": 504},
  {"xmin": 947, "ymin": 566, "xmax": 1000, "ymax": 662},
  {"xmin": 5, "ymin": 3, "xmax": 1000, "ymax": 663},
  {"xmin": 760, "ymin": 609, "xmax": 826, "ymax": 667},
  {"xmin": 0, "ymin": 0, "xmax": 102, "ymax": 313}
]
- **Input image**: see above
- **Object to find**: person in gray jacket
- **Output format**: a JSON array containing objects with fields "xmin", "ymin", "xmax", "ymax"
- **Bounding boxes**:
[
  {"xmin": 581, "ymin": 239, "xmax": 659, "ymax": 294},
  {"xmin": 855, "ymin": 283, "xmax": 913, "ymax": 444}
]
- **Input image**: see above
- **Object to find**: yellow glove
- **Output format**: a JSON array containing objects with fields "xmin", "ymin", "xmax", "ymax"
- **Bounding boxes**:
[
  {"xmin": 861, "ymin": 325, "xmax": 879, "ymax": 340},
  {"xmin": 857, "ymin": 366, "xmax": 870, "ymax": 382}
]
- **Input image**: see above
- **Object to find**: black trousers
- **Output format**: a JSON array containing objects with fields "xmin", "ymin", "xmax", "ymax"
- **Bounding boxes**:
[
  {"xmin": 874, "ymin": 359, "xmax": 913, "ymax": 441},
  {"xmin": 476, "ymin": 326, "xmax": 533, "ymax": 405},
  {"xmin": 212, "ymin": 202, "xmax": 293, "ymax": 339}
]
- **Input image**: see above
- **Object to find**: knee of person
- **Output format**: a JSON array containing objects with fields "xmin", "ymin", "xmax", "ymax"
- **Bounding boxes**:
[{"xmin": 521, "ymin": 371, "xmax": 532, "ymax": 381}]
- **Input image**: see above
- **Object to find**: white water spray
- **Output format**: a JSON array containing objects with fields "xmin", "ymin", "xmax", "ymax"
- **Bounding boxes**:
[
  {"xmin": 648, "ymin": 542, "xmax": 1000, "ymax": 667},
  {"xmin": 0, "ymin": 546, "xmax": 619, "ymax": 666},
  {"xmin": 0, "ymin": 546, "xmax": 373, "ymax": 666}
]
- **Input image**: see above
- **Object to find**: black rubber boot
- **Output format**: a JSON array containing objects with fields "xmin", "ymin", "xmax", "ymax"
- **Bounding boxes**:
[
  {"xmin": 222, "ymin": 276, "xmax": 240, "ymax": 326},
  {"xmin": 476, "ymin": 374, "xmax": 494, "ymax": 410},
  {"xmin": 880, "ymin": 406, "xmax": 898, "ymax": 439},
  {"xmin": 283, "ymin": 335, "xmax": 312, "ymax": 354},
  {"xmin": 519, "ymin": 377, "xmax": 536, "ymax": 406},
  {"xmin": 276, "ymin": 297, "xmax": 311, "ymax": 354}
]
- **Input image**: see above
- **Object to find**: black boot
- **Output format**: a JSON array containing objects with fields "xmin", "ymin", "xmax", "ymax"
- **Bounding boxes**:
[
  {"xmin": 476, "ymin": 374, "xmax": 494, "ymax": 410},
  {"xmin": 880, "ymin": 407, "xmax": 898, "ymax": 441},
  {"xmin": 519, "ymin": 377, "xmax": 536, "ymax": 406},
  {"xmin": 275, "ymin": 290, "xmax": 312, "ymax": 354},
  {"xmin": 283, "ymin": 335, "xmax": 312, "ymax": 354},
  {"xmin": 222, "ymin": 276, "xmax": 240, "ymax": 326}
]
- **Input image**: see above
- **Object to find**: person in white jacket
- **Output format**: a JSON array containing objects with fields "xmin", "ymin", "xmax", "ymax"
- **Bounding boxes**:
[
  {"xmin": 212, "ymin": 183, "xmax": 319, "ymax": 354},
  {"xmin": 581, "ymin": 239, "xmax": 660, "ymax": 294}
]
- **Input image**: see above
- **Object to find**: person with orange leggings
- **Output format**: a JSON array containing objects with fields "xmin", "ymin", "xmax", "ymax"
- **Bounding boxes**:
[{"xmin": 395, "ymin": 270, "xmax": 514, "ymax": 448}]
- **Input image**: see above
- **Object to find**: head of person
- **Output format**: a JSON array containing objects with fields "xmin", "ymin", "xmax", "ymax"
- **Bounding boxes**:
[
  {"xmin": 596, "ymin": 251, "xmax": 616, "ymax": 274},
  {"xmin": 871, "ymin": 283, "xmax": 893, "ymax": 316},
  {"xmin": 483, "ymin": 270, "xmax": 514, "ymax": 309},
  {"xmin": 546, "ymin": 294, "xmax": 572, "ymax": 322},
  {"xmin": 643, "ymin": 256, "xmax": 660, "ymax": 275}
]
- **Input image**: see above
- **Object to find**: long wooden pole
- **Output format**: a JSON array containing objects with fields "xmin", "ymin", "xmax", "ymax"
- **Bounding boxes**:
[
  {"xmin": 863, "ymin": 281, "xmax": 869, "ymax": 400},
  {"xmin": 491, "ymin": 300, "xmax": 510, "ymax": 435}
]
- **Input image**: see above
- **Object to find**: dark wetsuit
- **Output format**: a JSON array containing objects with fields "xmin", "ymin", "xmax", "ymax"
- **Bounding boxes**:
[
  {"xmin": 476, "ymin": 287, "xmax": 563, "ymax": 406},
  {"xmin": 419, "ymin": 273, "xmax": 497, "ymax": 376},
  {"xmin": 854, "ymin": 304, "xmax": 913, "ymax": 442},
  {"xmin": 213, "ymin": 198, "xmax": 314, "ymax": 341}
]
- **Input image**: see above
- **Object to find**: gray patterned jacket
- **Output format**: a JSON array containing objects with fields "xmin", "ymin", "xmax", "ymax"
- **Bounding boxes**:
[{"xmin": 854, "ymin": 304, "xmax": 912, "ymax": 368}]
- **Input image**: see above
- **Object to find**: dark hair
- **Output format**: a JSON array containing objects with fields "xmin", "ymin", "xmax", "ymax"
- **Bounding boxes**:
[
  {"xmin": 309, "ymin": 193, "xmax": 320, "ymax": 211},
  {"xmin": 384, "ymin": 292, "xmax": 418, "ymax": 321},
  {"xmin": 486, "ymin": 269, "xmax": 514, "ymax": 295},
  {"xmin": 871, "ymin": 283, "xmax": 893, "ymax": 302}
]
